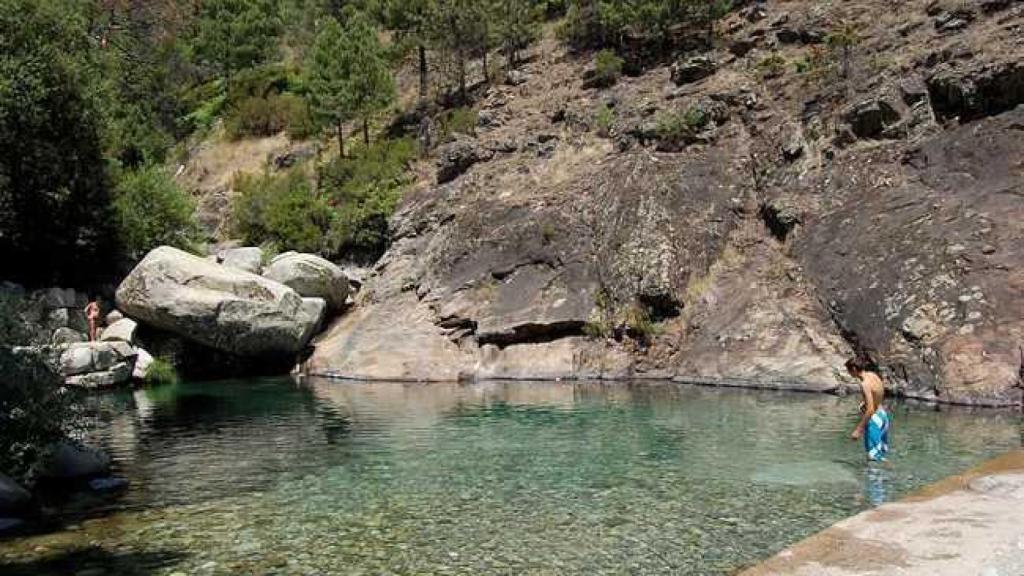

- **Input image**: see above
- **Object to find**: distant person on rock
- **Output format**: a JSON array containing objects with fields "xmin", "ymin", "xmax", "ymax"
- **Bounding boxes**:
[
  {"xmin": 847, "ymin": 358, "xmax": 889, "ymax": 462},
  {"xmin": 84, "ymin": 298, "xmax": 101, "ymax": 341}
]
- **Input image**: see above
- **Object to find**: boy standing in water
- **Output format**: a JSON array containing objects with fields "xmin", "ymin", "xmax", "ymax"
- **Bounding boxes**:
[{"xmin": 847, "ymin": 358, "xmax": 890, "ymax": 462}]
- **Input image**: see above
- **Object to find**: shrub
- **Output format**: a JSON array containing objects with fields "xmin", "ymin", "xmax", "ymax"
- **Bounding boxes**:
[
  {"xmin": 320, "ymin": 137, "xmax": 416, "ymax": 261},
  {"xmin": 594, "ymin": 104, "xmax": 615, "ymax": 137},
  {"xmin": 437, "ymin": 107, "xmax": 478, "ymax": 140},
  {"xmin": 757, "ymin": 53, "xmax": 787, "ymax": 79},
  {"xmin": 654, "ymin": 106, "xmax": 709, "ymax": 149},
  {"xmin": 113, "ymin": 165, "xmax": 201, "ymax": 261},
  {"xmin": 231, "ymin": 169, "xmax": 334, "ymax": 255},
  {"xmin": 593, "ymin": 49, "xmax": 624, "ymax": 88},
  {"xmin": 225, "ymin": 93, "xmax": 314, "ymax": 139},
  {"xmin": 181, "ymin": 80, "xmax": 227, "ymax": 133},
  {"xmin": 144, "ymin": 356, "xmax": 179, "ymax": 386},
  {"xmin": 0, "ymin": 347, "xmax": 83, "ymax": 486}
]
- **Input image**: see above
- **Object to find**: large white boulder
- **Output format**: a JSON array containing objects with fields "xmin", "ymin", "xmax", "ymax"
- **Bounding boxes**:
[
  {"xmin": 220, "ymin": 246, "xmax": 263, "ymax": 274},
  {"xmin": 115, "ymin": 246, "xmax": 321, "ymax": 356},
  {"xmin": 263, "ymin": 252, "xmax": 350, "ymax": 312}
]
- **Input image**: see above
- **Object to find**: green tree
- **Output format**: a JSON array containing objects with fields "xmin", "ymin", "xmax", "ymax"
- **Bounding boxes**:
[
  {"xmin": 345, "ymin": 10, "xmax": 396, "ymax": 145},
  {"xmin": 307, "ymin": 17, "xmax": 355, "ymax": 155},
  {"xmin": 307, "ymin": 12, "xmax": 395, "ymax": 154},
  {"xmin": 0, "ymin": 0, "xmax": 119, "ymax": 286},
  {"xmin": 383, "ymin": 0, "xmax": 436, "ymax": 103},
  {"xmin": 194, "ymin": 0, "xmax": 282, "ymax": 79},
  {"xmin": 113, "ymin": 165, "xmax": 200, "ymax": 261}
]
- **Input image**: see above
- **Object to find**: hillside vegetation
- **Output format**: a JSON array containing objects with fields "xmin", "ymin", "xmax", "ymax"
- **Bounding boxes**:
[{"xmin": 1, "ymin": 0, "xmax": 1022, "ymax": 405}]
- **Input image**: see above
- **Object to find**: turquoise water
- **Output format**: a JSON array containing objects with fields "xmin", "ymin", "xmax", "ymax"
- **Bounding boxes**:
[{"xmin": 1, "ymin": 378, "xmax": 1021, "ymax": 575}]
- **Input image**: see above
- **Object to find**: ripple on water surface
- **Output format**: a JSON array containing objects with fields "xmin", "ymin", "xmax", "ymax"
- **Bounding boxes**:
[{"xmin": 1, "ymin": 378, "xmax": 1020, "ymax": 575}]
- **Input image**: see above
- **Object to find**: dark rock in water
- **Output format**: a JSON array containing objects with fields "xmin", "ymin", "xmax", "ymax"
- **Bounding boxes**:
[
  {"xmin": 0, "ymin": 473, "xmax": 31, "ymax": 516},
  {"xmin": 671, "ymin": 56, "xmax": 716, "ymax": 86},
  {"xmin": 927, "ymin": 61, "xmax": 1024, "ymax": 122},
  {"xmin": 843, "ymin": 98, "xmax": 902, "ymax": 139},
  {"xmin": 0, "ymin": 518, "xmax": 24, "ymax": 533},
  {"xmin": 89, "ymin": 476, "xmax": 129, "ymax": 492},
  {"xmin": 436, "ymin": 136, "xmax": 494, "ymax": 184},
  {"xmin": 39, "ymin": 442, "xmax": 111, "ymax": 481}
]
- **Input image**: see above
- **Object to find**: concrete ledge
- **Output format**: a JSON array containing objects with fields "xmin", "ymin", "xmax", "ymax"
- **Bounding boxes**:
[{"xmin": 740, "ymin": 450, "xmax": 1024, "ymax": 576}]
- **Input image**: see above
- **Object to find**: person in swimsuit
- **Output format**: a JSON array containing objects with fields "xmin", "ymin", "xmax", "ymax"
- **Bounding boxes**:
[
  {"xmin": 84, "ymin": 298, "xmax": 101, "ymax": 341},
  {"xmin": 847, "ymin": 358, "xmax": 890, "ymax": 462}
]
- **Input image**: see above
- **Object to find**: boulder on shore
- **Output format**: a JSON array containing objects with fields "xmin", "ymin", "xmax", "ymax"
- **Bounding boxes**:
[
  {"xmin": 116, "ymin": 246, "xmax": 321, "ymax": 357},
  {"xmin": 133, "ymin": 347, "xmax": 155, "ymax": 380},
  {"xmin": 38, "ymin": 442, "xmax": 111, "ymax": 481},
  {"xmin": 263, "ymin": 252, "xmax": 350, "ymax": 312},
  {"xmin": 100, "ymin": 318, "xmax": 138, "ymax": 344},
  {"xmin": 219, "ymin": 246, "xmax": 263, "ymax": 274},
  {"xmin": 58, "ymin": 341, "xmax": 138, "ymax": 389}
]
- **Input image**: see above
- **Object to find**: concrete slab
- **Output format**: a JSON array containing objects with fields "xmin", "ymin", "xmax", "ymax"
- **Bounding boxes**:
[{"xmin": 741, "ymin": 450, "xmax": 1024, "ymax": 576}]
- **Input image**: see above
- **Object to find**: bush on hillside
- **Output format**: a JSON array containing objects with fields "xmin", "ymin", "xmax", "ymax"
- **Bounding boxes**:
[
  {"xmin": 436, "ymin": 107, "xmax": 478, "ymax": 141},
  {"xmin": 592, "ymin": 49, "xmax": 624, "ymax": 88},
  {"xmin": 231, "ymin": 169, "xmax": 333, "ymax": 255},
  {"xmin": 224, "ymin": 93, "xmax": 314, "ymax": 139},
  {"xmin": 320, "ymin": 137, "xmax": 416, "ymax": 261},
  {"xmin": 113, "ymin": 165, "xmax": 201, "ymax": 261},
  {"xmin": 654, "ymin": 106, "xmax": 709, "ymax": 150}
]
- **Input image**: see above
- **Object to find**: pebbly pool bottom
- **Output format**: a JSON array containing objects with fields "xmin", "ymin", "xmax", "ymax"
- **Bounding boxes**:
[{"xmin": 1, "ymin": 378, "xmax": 1021, "ymax": 575}]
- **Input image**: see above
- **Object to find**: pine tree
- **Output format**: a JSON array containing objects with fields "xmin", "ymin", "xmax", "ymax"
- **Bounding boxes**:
[
  {"xmin": 307, "ymin": 17, "xmax": 354, "ymax": 156},
  {"xmin": 307, "ymin": 11, "xmax": 395, "ymax": 154},
  {"xmin": 194, "ymin": 0, "xmax": 282, "ymax": 79},
  {"xmin": 383, "ymin": 0, "xmax": 436, "ymax": 103},
  {"xmin": 344, "ymin": 10, "xmax": 396, "ymax": 145}
]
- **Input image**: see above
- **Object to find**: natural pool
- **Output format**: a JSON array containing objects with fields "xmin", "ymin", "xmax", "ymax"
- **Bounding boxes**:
[{"xmin": 1, "ymin": 378, "xmax": 1021, "ymax": 575}]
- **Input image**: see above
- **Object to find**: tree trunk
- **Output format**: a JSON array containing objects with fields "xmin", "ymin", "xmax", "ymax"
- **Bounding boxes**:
[
  {"xmin": 482, "ymin": 36, "xmax": 490, "ymax": 84},
  {"xmin": 336, "ymin": 121, "xmax": 345, "ymax": 158},
  {"xmin": 458, "ymin": 47, "xmax": 467, "ymax": 104},
  {"xmin": 363, "ymin": 118, "xmax": 370, "ymax": 146},
  {"xmin": 418, "ymin": 44, "xmax": 428, "ymax": 103}
]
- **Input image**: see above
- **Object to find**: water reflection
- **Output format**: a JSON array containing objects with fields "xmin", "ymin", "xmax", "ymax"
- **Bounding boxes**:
[{"xmin": 7, "ymin": 378, "xmax": 1017, "ymax": 576}]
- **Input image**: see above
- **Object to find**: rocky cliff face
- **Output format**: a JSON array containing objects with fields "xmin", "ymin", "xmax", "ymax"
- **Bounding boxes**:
[{"xmin": 308, "ymin": 0, "xmax": 1024, "ymax": 406}]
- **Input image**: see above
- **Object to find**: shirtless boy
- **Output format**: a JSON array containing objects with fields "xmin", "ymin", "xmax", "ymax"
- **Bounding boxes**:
[{"xmin": 847, "ymin": 358, "xmax": 890, "ymax": 462}]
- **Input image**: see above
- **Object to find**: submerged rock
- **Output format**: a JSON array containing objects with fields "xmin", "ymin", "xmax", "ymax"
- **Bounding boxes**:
[
  {"xmin": 116, "ymin": 246, "xmax": 322, "ymax": 357},
  {"xmin": 263, "ymin": 252, "xmax": 350, "ymax": 312},
  {"xmin": 0, "ymin": 473, "xmax": 31, "ymax": 516},
  {"xmin": 39, "ymin": 441, "xmax": 111, "ymax": 481}
]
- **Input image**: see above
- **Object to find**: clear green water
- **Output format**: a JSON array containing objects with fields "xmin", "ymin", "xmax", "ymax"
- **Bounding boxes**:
[{"xmin": 1, "ymin": 378, "xmax": 1021, "ymax": 575}]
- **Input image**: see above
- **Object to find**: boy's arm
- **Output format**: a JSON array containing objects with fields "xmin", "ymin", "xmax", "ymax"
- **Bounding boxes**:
[{"xmin": 850, "ymin": 378, "xmax": 875, "ymax": 439}]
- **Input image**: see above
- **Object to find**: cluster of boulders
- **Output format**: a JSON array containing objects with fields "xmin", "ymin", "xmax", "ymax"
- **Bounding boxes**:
[
  {"xmin": 115, "ymin": 245, "xmax": 348, "ymax": 362},
  {"xmin": 4, "ymin": 245, "xmax": 351, "ymax": 391}
]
